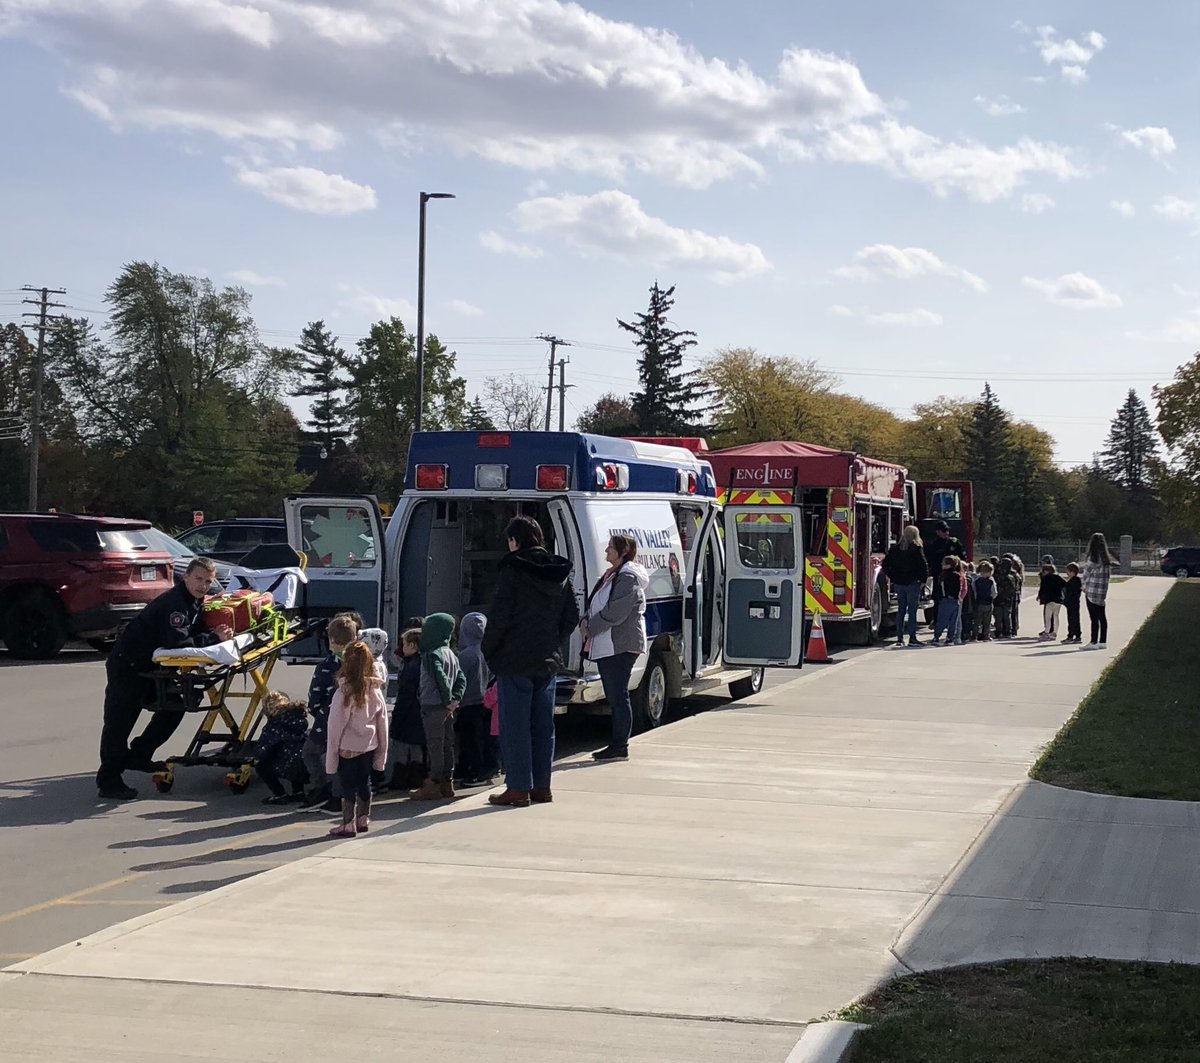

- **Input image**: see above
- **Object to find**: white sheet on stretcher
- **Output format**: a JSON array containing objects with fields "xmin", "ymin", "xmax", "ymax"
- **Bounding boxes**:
[
  {"xmin": 152, "ymin": 633, "xmax": 254, "ymax": 666},
  {"xmin": 222, "ymin": 565, "xmax": 308, "ymax": 608}
]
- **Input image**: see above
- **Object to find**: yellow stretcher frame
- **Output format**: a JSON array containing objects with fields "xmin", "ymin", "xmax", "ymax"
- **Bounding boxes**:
[{"xmin": 147, "ymin": 622, "xmax": 315, "ymax": 795}]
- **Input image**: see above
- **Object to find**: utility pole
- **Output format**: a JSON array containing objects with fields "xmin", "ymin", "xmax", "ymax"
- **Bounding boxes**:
[
  {"xmin": 20, "ymin": 286, "xmax": 66, "ymax": 511},
  {"xmin": 537, "ymin": 334, "xmax": 570, "ymax": 430},
  {"xmin": 556, "ymin": 357, "xmax": 576, "ymax": 432}
]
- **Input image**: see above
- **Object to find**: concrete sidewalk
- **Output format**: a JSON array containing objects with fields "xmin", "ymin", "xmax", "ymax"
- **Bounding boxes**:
[{"xmin": 3, "ymin": 577, "xmax": 1191, "ymax": 1061}]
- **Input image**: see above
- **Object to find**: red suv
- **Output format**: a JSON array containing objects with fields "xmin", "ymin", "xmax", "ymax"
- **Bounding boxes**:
[{"xmin": 0, "ymin": 514, "xmax": 174, "ymax": 658}]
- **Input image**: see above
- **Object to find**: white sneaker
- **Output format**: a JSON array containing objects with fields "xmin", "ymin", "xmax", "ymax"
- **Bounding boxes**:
[
  {"xmin": 1082, "ymin": 643, "xmax": 1099, "ymax": 650},
  {"xmin": 1098, "ymin": 642, "xmax": 1107, "ymax": 650}
]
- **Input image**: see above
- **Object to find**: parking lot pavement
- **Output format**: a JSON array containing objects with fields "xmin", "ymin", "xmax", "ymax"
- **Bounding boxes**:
[{"xmin": 0, "ymin": 645, "xmax": 809, "ymax": 962}]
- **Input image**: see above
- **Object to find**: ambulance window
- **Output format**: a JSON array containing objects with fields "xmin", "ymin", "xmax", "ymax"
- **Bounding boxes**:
[
  {"xmin": 299, "ymin": 504, "xmax": 378, "ymax": 569},
  {"xmin": 671, "ymin": 503, "xmax": 706, "ymax": 562},
  {"xmin": 734, "ymin": 512, "xmax": 797, "ymax": 571}
]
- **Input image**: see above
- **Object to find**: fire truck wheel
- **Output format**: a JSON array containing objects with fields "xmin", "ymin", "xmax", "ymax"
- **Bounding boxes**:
[
  {"xmin": 631, "ymin": 653, "xmax": 669, "ymax": 733},
  {"xmin": 869, "ymin": 582, "xmax": 885, "ymax": 642}
]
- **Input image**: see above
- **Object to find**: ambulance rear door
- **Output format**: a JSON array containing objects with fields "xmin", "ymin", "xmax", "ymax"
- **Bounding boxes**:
[
  {"xmin": 721, "ymin": 505, "xmax": 805, "ymax": 667},
  {"xmin": 283, "ymin": 494, "xmax": 386, "ymax": 659}
]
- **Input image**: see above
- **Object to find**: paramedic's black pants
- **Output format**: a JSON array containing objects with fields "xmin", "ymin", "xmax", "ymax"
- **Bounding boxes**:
[
  {"xmin": 1086, "ymin": 600, "xmax": 1108, "ymax": 644},
  {"xmin": 98, "ymin": 655, "xmax": 183, "ymax": 784}
]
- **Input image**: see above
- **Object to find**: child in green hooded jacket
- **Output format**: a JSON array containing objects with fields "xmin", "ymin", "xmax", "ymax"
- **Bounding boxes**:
[{"xmin": 410, "ymin": 612, "xmax": 467, "ymax": 800}]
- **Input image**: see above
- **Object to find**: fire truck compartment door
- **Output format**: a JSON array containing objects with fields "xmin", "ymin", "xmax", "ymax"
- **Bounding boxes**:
[{"xmin": 722, "ymin": 505, "xmax": 804, "ymax": 667}]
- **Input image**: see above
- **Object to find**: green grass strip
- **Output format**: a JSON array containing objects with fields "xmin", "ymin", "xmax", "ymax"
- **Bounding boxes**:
[
  {"xmin": 839, "ymin": 960, "xmax": 1200, "ymax": 1063},
  {"xmin": 1030, "ymin": 581, "xmax": 1200, "ymax": 800}
]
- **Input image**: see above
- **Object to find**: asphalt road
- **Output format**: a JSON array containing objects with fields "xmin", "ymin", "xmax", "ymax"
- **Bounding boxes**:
[{"xmin": 0, "ymin": 642, "xmax": 870, "ymax": 963}]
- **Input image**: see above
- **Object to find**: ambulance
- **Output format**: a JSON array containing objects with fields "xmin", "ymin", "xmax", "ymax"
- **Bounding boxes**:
[{"xmin": 283, "ymin": 431, "xmax": 807, "ymax": 730}]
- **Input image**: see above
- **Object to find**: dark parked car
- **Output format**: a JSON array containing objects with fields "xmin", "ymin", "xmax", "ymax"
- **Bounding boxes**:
[
  {"xmin": 175, "ymin": 519, "xmax": 287, "ymax": 564},
  {"xmin": 1161, "ymin": 546, "xmax": 1200, "ymax": 578},
  {"xmin": 0, "ymin": 513, "xmax": 174, "ymax": 658},
  {"xmin": 139, "ymin": 527, "xmax": 231, "ymax": 590}
]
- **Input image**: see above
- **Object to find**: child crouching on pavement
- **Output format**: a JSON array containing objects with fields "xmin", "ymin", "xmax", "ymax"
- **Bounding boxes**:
[
  {"xmin": 1062, "ymin": 562, "xmax": 1083, "ymax": 644},
  {"xmin": 454, "ymin": 612, "xmax": 493, "ymax": 786},
  {"xmin": 325, "ymin": 640, "xmax": 388, "ymax": 838},
  {"xmin": 410, "ymin": 613, "xmax": 466, "ymax": 802},
  {"xmin": 301, "ymin": 614, "xmax": 357, "ymax": 810},
  {"xmin": 933, "ymin": 556, "xmax": 963, "ymax": 645},
  {"xmin": 389, "ymin": 627, "xmax": 427, "ymax": 790},
  {"xmin": 973, "ymin": 561, "xmax": 996, "ymax": 641},
  {"xmin": 256, "ymin": 692, "xmax": 309, "ymax": 805}
]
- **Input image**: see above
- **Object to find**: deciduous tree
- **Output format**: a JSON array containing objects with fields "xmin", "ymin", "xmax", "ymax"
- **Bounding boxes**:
[
  {"xmin": 482, "ymin": 373, "xmax": 542, "ymax": 431},
  {"xmin": 575, "ymin": 393, "xmax": 637, "ymax": 436}
]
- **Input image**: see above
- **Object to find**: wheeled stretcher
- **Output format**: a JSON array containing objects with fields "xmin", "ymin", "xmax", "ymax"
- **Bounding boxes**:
[{"xmin": 143, "ymin": 550, "xmax": 318, "ymax": 794}]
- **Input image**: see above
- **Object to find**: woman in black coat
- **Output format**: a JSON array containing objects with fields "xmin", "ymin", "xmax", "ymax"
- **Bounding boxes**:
[
  {"xmin": 883, "ymin": 525, "xmax": 929, "ymax": 647},
  {"xmin": 482, "ymin": 515, "xmax": 579, "ymax": 807}
]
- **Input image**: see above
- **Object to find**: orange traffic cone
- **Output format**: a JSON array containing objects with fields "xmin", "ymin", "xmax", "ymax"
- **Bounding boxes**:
[{"xmin": 806, "ymin": 613, "xmax": 831, "ymax": 663}]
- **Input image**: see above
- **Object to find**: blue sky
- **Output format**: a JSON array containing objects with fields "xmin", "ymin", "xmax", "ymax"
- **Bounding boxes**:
[{"xmin": 2, "ymin": 0, "xmax": 1197, "ymax": 466}]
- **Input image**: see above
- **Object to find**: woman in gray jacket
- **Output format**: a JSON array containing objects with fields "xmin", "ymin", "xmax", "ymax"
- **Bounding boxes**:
[{"xmin": 581, "ymin": 534, "xmax": 649, "ymax": 761}]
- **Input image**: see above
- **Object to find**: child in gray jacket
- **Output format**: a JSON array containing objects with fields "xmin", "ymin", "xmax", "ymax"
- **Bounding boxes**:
[
  {"xmin": 454, "ymin": 612, "xmax": 493, "ymax": 785},
  {"xmin": 410, "ymin": 612, "xmax": 466, "ymax": 801}
]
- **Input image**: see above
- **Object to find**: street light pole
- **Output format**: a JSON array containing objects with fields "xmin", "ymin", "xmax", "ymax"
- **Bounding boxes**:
[{"xmin": 415, "ymin": 191, "xmax": 456, "ymax": 434}]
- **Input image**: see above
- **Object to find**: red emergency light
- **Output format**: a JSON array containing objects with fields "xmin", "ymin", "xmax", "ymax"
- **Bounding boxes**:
[
  {"xmin": 595, "ymin": 462, "xmax": 629, "ymax": 491},
  {"xmin": 415, "ymin": 464, "xmax": 448, "ymax": 490},
  {"xmin": 677, "ymin": 470, "xmax": 698, "ymax": 495},
  {"xmin": 478, "ymin": 433, "xmax": 511, "ymax": 448},
  {"xmin": 536, "ymin": 465, "xmax": 570, "ymax": 491}
]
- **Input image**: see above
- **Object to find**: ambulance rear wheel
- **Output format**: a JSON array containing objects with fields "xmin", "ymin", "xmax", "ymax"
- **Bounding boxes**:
[
  {"xmin": 729, "ymin": 668, "xmax": 764, "ymax": 701},
  {"xmin": 632, "ymin": 653, "xmax": 669, "ymax": 733}
]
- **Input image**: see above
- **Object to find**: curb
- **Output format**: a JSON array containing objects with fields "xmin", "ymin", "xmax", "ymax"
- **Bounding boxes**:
[{"xmin": 785, "ymin": 1020, "xmax": 868, "ymax": 1062}]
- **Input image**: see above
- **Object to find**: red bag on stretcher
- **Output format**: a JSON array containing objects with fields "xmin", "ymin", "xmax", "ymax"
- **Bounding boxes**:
[{"xmin": 204, "ymin": 591, "xmax": 274, "ymax": 634}]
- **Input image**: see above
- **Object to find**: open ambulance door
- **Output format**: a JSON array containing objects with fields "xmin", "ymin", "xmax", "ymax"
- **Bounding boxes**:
[
  {"xmin": 721, "ymin": 505, "xmax": 805, "ymax": 667},
  {"xmin": 682, "ymin": 505, "xmax": 724, "ymax": 678},
  {"xmin": 283, "ymin": 494, "xmax": 386, "ymax": 660}
]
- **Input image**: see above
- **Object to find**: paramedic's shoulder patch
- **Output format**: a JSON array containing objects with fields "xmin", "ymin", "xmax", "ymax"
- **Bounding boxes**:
[{"xmin": 169, "ymin": 611, "xmax": 187, "ymax": 628}]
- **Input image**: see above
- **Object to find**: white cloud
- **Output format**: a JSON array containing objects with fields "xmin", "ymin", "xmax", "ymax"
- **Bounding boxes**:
[
  {"xmin": 1171, "ymin": 283, "xmax": 1199, "ymax": 299},
  {"xmin": 865, "ymin": 308, "xmax": 943, "ymax": 327},
  {"xmin": 974, "ymin": 95, "xmax": 1025, "ymax": 117},
  {"xmin": 1154, "ymin": 195, "xmax": 1198, "ymax": 223},
  {"xmin": 1022, "ymin": 272, "xmax": 1123, "ymax": 309},
  {"xmin": 834, "ymin": 244, "xmax": 987, "ymax": 292},
  {"xmin": 1110, "ymin": 199, "xmax": 1136, "ymax": 217},
  {"xmin": 1110, "ymin": 125, "xmax": 1177, "ymax": 160},
  {"xmin": 336, "ymin": 284, "xmax": 414, "ymax": 322},
  {"xmin": 479, "ymin": 230, "xmax": 544, "ymax": 260},
  {"xmin": 234, "ymin": 165, "xmax": 377, "ymax": 214},
  {"xmin": 1125, "ymin": 308, "xmax": 1200, "ymax": 344},
  {"xmin": 1019, "ymin": 193, "xmax": 1055, "ymax": 214},
  {"xmin": 447, "ymin": 299, "xmax": 483, "ymax": 318},
  {"xmin": 4, "ymin": 0, "xmax": 1089, "ymax": 202},
  {"xmin": 1030, "ymin": 25, "xmax": 1106, "ymax": 82},
  {"xmin": 229, "ymin": 269, "xmax": 285, "ymax": 288},
  {"xmin": 512, "ymin": 190, "xmax": 771, "ymax": 284},
  {"xmin": 820, "ymin": 120, "xmax": 1082, "ymax": 202},
  {"xmin": 826, "ymin": 304, "xmax": 854, "ymax": 317}
]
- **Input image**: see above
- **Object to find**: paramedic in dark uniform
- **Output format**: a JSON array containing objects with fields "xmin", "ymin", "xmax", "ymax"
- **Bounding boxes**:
[{"xmin": 96, "ymin": 557, "xmax": 232, "ymax": 800}]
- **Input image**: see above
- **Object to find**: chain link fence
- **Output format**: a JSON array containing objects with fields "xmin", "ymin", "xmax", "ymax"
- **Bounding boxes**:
[{"xmin": 974, "ymin": 539, "xmax": 1168, "ymax": 575}]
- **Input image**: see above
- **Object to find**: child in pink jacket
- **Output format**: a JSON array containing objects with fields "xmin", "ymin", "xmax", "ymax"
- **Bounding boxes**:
[{"xmin": 325, "ymin": 640, "xmax": 389, "ymax": 837}]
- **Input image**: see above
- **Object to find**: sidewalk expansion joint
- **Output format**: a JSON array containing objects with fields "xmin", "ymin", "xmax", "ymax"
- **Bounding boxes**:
[{"xmin": 11, "ymin": 970, "xmax": 812, "ymax": 1029}]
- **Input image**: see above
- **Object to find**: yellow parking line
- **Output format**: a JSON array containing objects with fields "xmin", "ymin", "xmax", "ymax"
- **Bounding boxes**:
[{"xmin": 0, "ymin": 822, "xmax": 311, "ymax": 926}]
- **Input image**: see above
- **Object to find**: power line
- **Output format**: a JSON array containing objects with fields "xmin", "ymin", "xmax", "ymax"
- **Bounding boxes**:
[
  {"xmin": 536, "ymin": 334, "xmax": 570, "ymax": 431},
  {"xmin": 20, "ymin": 286, "xmax": 67, "ymax": 511}
]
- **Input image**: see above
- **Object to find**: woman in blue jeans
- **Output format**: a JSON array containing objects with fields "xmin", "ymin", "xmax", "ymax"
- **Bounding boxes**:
[
  {"xmin": 581, "ymin": 535, "xmax": 649, "ymax": 761},
  {"xmin": 481, "ymin": 516, "xmax": 579, "ymax": 808},
  {"xmin": 882, "ymin": 525, "xmax": 929, "ymax": 647}
]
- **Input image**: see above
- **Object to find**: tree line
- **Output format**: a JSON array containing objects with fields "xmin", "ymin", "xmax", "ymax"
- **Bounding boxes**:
[{"xmin": 1, "ymin": 265, "xmax": 1198, "ymax": 543}]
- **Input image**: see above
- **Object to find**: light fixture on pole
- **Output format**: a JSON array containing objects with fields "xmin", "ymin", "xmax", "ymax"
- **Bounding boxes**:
[{"xmin": 415, "ymin": 191, "xmax": 456, "ymax": 433}]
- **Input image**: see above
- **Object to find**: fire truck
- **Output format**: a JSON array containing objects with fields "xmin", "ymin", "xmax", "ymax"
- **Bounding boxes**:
[{"xmin": 704, "ymin": 441, "xmax": 973, "ymax": 643}]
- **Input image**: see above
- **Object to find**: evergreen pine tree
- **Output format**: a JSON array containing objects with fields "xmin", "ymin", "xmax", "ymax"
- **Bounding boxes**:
[
  {"xmin": 963, "ymin": 383, "xmax": 1016, "ymax": 536},
  {"xmin": 464, "ymin": 397, "xmax": 496, "ymax": 431},
  {"xmin": 619, "ymin": 282, "xmax": 709, "ymax": 435},
  {"xmin": 1101, "ymin": 389, "xmax": 1157, "ymax": 491},
  {"xmin": 292, "ymin": 320, "xmax": 350, "ymax": 450}
]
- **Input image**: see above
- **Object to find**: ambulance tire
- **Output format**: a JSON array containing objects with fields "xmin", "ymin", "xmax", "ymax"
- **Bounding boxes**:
[
  {"xmin": 631, "ymin": 652, "xmax": 670, "ymax": 733},
  {"xmin": 729, "ymin": 667, "xmax": 765, "ymax": 701}
]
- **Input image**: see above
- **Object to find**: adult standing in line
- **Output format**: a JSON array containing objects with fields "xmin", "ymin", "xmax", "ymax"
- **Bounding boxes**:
[
  {"xmin": 482, "ymin": 515, "xmax": 579, "ymax": 807},
  {"xmin": 97, "ymin": 557, "xmax": 232, "ymax": 800},
  {"xmin": 581, "ymin": 534, "xmax": 649, "ymax": 760},
  {"xmin": 1081, "ymin": 532, "xmax": 1117, "ymax": 650},
  {"xmin": 884, "ymin": 526, "xmax": 929, "ymax": 647}
]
